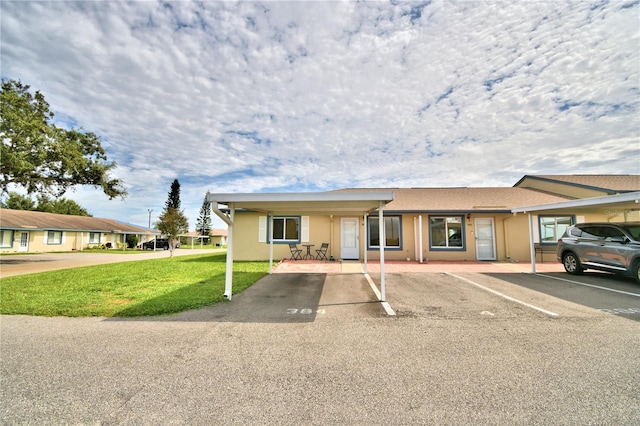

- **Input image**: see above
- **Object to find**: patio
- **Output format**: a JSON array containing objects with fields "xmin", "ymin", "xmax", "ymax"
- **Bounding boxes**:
[{"xmin": 273, "ymin": 259, "xmax": 566, "ymax": 274}]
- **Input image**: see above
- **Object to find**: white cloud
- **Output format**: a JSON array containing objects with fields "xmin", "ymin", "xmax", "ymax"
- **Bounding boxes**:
[{"xmin": 1, "ymin": 1, "xmax": 638, "ymax": 228}]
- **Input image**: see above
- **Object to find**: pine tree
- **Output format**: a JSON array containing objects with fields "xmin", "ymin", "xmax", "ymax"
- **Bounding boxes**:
[
  {"xmin": 196, "ymin": 196, "xmax": 212, "ymax": 243},
  {"xmin": 156, "ymin": 179, "xmax": 188, "ymax": 257},
  {"xmin": 165, "ymin": 179, "xmax": 181, "ymax": 210}
]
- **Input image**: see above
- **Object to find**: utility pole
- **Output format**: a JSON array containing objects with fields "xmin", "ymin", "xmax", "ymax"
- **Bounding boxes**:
[{"xmin": 148, "ymin": 209, "xmax": 153, "ymax": 229}]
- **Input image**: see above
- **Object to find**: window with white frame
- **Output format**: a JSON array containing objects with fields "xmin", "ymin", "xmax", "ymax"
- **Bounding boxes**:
[
  {"xmin": 89, "ymin": 232, "xmax": 101, "ymax": 244},
  {"xmin": 47, "ymin": 230, "xmax": 63, "ymax": 245},
  {"xmin": 430, "ymin": 216, "xmax": 464, "ymax": 249},
  {"xmin": 539, "ymin": 216, "xmax": 573, "ymax": 243},
  {"xmin": 368, "ymin": 216, "xmax": 401, "ymax": 248},
  {"xmin": 271, "ymin": 217, "xmax": 300, "ymax": 242},
  {"xmin": 0, "ymin": 230, "xmax": 13, "ymax": 248}
]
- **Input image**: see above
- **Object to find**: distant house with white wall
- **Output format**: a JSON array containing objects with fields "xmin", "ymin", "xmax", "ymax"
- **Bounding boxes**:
[{"xmin": 0, "ymin": 209, "xmax": 156, "ymax": 253}]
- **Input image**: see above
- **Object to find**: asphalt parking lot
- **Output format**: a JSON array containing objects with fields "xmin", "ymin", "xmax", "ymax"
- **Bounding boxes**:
[{"xmin": 1, "ymin": 266, "xmax": 639, "ymax": 425}]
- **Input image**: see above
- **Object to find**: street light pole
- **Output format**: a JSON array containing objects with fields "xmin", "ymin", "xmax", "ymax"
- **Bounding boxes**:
[{"xmin": 148, "ymin": 209, "xmax": 153, "ymax": 229}]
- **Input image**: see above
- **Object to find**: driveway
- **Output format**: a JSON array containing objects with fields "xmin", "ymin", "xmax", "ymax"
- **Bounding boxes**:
[{"xmin": 2, "ymin": 265, "xmax": 639, "ymax": 425}]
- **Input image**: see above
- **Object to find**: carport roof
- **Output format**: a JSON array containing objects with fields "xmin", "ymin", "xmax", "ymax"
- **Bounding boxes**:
[
  {"xmin": 511, "ymin": 191, "xmax": 640, "ymax": 213},
  {"xmin": 207, "ymin": 191, "xmax": 395, "ymax": 215}
]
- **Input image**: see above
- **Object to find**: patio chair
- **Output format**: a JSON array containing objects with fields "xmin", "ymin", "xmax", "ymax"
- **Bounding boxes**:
[
  {"xmin": 288, "ymin": 243, "xmax": 302, "ymax": 260},
  {"xmin": 315, "ymin": 242, "xmax": 329, "ymax": 261}
]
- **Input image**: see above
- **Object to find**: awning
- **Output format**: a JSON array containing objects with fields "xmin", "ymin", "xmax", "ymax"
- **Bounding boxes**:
[
  {"xmin": 207, "ymin": 191, "xmax": 396, "ymax": 215},
  {"xmin": 207, "ymin": 191, "xmax": 395, "ymax": 303},
  {"xmin": 512, "ymin": 191, "xmax": 640, "ymax": 214}
]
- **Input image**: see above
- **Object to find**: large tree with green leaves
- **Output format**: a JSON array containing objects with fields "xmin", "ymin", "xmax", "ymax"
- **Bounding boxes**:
[
  {"xmin": 0, "ymin": 191, "xmax": 92, "ymax": 216},
  {"xmin": 196, "ymin": 195, "xmax": 212, "ymax": 243},
  {"xmin": 156, "ymin": 179, "xmax": 188, "ymax": 257},
  {"xmin": 0, "ymin": 79, "xmax": 126, "ymax": 199}
]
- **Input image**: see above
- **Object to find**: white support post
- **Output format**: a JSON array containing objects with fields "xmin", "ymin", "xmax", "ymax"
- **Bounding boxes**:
[
  {"xmin": 379, "ymin": 202, "xmax": 386, "ymax": 301},
  {"xmin": 363, "ymin": 213, "xmax": 368, "ymax": 274},
  {"xmin": 269, "ymin": 214, "xmax": 274, "ymax": 274},
  {"xmin": 528, "ymin": 213, "xmax": 537, "ymax": 274},
  {"xmin": 224, "ymin": 204, "xmax": 235, "ymax": 299},
  {"xmin": 418, "ymin": 215, "xmax": 424, "ymax": 263}
]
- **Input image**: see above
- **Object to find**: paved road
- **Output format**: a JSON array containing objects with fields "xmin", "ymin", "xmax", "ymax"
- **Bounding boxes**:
[
  {"xmin": 2, "ymin": 269, "xmax": 639, "ymax": 425},
  {"xmin": 0, "ymin": 249, "xmax": 222, "ymax": 277}
]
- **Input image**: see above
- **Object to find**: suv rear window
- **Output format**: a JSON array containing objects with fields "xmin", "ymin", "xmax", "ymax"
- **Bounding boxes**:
[
  {"xmin": 621, "ymin": 225, "xmax": 640, "ymax": 240},
  {"xmin": 578, "ymin": 226, "xmax": 602, "ymax": 239}
]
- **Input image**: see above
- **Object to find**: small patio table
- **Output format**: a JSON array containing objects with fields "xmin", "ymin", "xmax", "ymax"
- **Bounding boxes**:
[{"xmin": 302, "ymin": 244, "xmax": 315, "ymax": 260}]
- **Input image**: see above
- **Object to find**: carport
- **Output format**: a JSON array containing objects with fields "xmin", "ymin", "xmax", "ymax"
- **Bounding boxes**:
[
  {"xmin": 513, "ymin": 191, "xmax": 640, "ymax": 273},
  {"xmin": 206, "ymin": 191, "xmax": 395, "ymax": 301}
]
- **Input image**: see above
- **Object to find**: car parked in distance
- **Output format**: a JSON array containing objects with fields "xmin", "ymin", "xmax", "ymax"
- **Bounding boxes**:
[
  {"xmin": 141, "ymin": 238, "xmax": 180, "ymax": 250},
  {"xmin": 557, "ymin": 222, "xmax": 640, "ymax": 283}
]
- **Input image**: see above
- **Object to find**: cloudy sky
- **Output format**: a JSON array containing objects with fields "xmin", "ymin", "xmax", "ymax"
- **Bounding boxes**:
[{"xmin": 2, "ymin": 1, "xmax": 639, "ymax": 229}]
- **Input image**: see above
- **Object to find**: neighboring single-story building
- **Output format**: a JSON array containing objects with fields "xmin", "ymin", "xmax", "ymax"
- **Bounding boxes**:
[
  {"xmin": 180, "ymin": 229, "xmax": 228, "ymax": 247},
  {"xmin": 210, "ymin": 228, "xmax": 228, "ymax": 246},
  {"xmin": 209, "ymin": 175, "xmax": 640, "ymax": 264},
  {"xmin": 0, "ymin": 209, "xmax": 156, "ymax": 253}
]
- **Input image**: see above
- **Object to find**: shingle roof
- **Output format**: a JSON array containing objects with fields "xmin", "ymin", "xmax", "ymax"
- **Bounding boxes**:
[
  {"xmin": 516, "ymin": 175, "xmax": 640, "ymax": 192},
  {"xmin": 333, "ymin": 187, "xmax": 571, "ymax": 212},
  {"xmin": 0, "ymin": 209, "xmax": 155, "ymax": 234}
]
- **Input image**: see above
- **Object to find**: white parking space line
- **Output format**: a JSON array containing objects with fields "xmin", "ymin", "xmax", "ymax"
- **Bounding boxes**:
[
  {"xmin": 364, "ymin": 273, "xmax": 396, "ymax": 316},
  {"xmin": 540, "ymin": 274, "xmax": 640, "ymax": 297},
  {"xmin": 446, "ymin": 272, "xmax": 559, "ymax": 317}
]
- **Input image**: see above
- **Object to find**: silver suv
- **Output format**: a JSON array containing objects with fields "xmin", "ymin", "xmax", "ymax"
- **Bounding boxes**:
[{"xmin": 557, "ymin": 222, "xmax": 640, "ymax": 283}]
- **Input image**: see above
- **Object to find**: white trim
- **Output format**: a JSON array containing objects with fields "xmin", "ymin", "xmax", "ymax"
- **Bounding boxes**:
[
  {"xmin": 207, "ymin": 191, "xmax": 395, "ymax": 203},
  {"xmin": 512, "ymin": 191, "xmax": 640, "ymax": 213}
]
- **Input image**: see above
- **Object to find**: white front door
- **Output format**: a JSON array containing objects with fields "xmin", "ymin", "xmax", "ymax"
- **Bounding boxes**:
[
  {"xmin": 475, "ymin": 218, "xmax": 496, "ymax": 260},
  {"xmin": 340, "ymin": 218, "xmax": 359, "ymax": 260},
  {"xmin": 18, "ymin": 231, "xmax": 29, "ymax": 252}
]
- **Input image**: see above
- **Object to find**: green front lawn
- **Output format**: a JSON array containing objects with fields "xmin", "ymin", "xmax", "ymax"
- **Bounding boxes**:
[{"xmin": 0, "ymin": 252, "xmax": 270, "ymax": 317}]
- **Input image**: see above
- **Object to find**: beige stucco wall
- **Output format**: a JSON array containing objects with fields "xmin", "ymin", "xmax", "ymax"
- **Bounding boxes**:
[
  {"xmin": 1, "ymin": 230, "xmax": 152, "ymax": 253},
  {"xmin": 232, "ymin": 213, "xmax": 333, "ymax": 261},
  {"xmin": 230, "ymin": 210, "xmax": 640, "ymax": 263}
]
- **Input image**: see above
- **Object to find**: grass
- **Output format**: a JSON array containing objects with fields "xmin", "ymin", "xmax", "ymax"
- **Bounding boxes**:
[{"xmin": 0, "ymin": 252, "xmax": 271, "ymax": 317}]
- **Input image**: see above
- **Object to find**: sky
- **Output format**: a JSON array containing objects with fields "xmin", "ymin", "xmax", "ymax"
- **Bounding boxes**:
[{"xmin": 1, "ymin": 1, "xmax": 639, "ymax": 229}]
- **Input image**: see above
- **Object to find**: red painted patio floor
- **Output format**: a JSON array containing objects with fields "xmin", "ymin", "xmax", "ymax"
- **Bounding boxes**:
[{"xmin": 273, "ymin": 259, "xmax": 565, "ymax": 274}]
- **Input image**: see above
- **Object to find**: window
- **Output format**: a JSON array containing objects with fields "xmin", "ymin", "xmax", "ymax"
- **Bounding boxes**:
[
  {"xmin": 430, "ymin": 216, "xmax": 464, "ymax": 249},
  {"xmin": 89, "ymin": 232, "xmax": 101, "ymax": 244},
  {"xmin": 47, "ymin": 231, "xmax": 63, "ymax": 245},
  {"xmin": 368, "ymin": 216, "xmax": 401, "ymax": 248},
  {"xmin": 0, "ymin": 230, "xmax": 13, "ymax": 248},
  {"xmin": 539, "ymin": 216, "xmax": 573, "ymax": 243},
  {"xmin": 271, "ymin": 217, "xmax": 300, "ymax": 242}
]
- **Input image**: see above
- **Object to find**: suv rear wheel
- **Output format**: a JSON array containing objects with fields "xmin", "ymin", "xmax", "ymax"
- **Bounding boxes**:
[
  {"xmin": 633, "ymin": 260, "xmax": 640, "ymax": 284},
  {"xmin": 563, "ymin": 252, "xmax": 583, "ymax": 275}
]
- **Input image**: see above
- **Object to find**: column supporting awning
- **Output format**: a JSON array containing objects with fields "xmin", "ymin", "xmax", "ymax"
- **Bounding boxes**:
[{"xmin": 379, "ymin": 201, "xmax": 386, "ymax": 302}]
